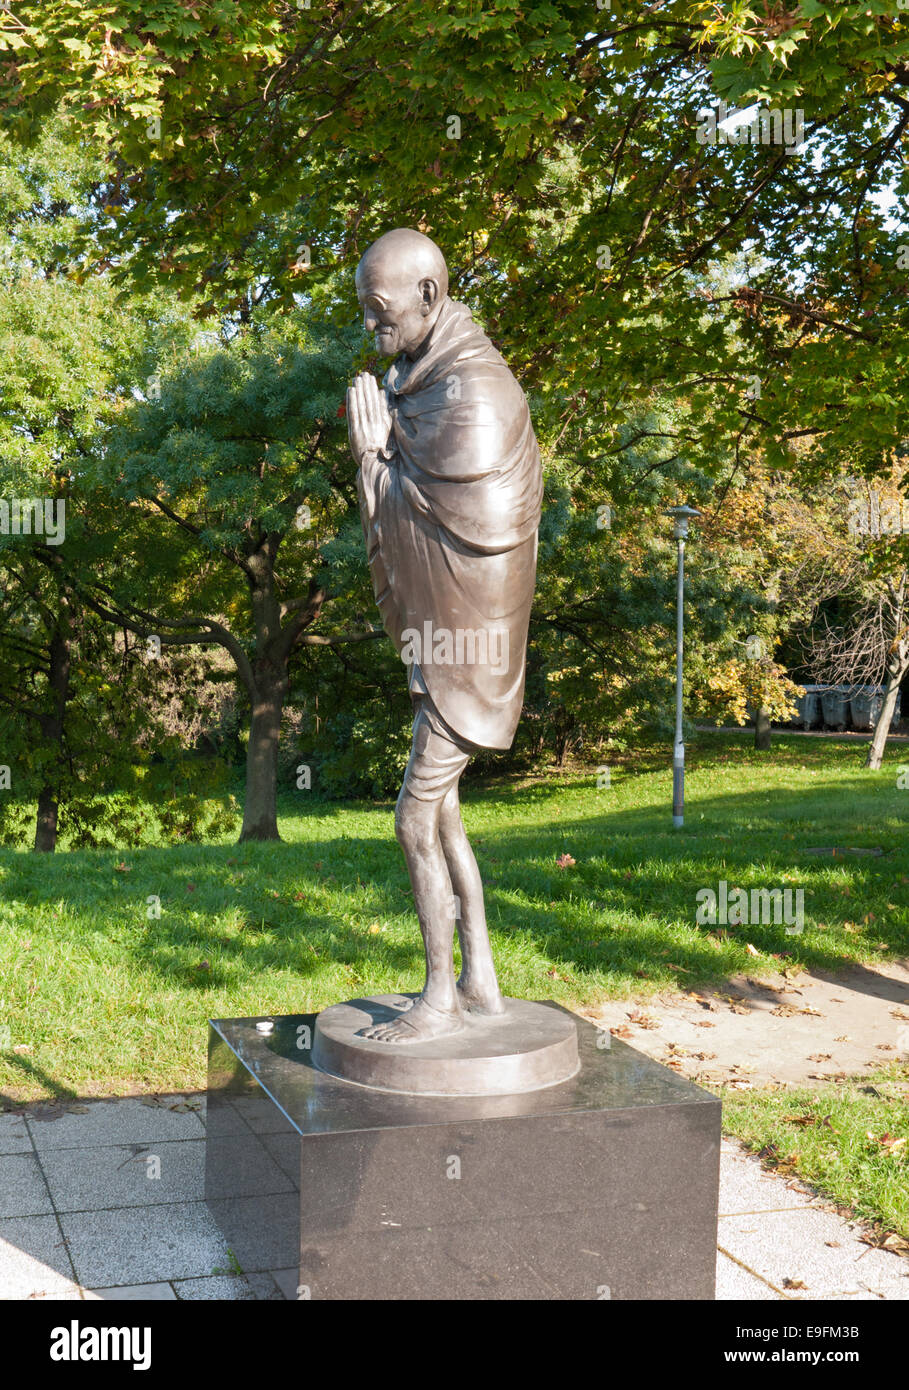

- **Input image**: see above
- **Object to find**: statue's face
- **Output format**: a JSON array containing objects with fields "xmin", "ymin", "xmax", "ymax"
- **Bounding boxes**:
[{"xmin": 356, "ymin": 259, "xmax": 438, "ymax": 358}]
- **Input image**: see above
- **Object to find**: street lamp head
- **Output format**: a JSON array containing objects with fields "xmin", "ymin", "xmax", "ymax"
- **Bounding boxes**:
[{"xmin": 664, "ymin": 503, "xmax": 702, "ymax": 540}]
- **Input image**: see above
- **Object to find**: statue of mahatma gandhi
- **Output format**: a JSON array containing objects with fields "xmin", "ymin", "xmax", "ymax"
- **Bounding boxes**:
[{"xmin": 345, "ymin": 228, "xmax": 543, "ymax": 1047}]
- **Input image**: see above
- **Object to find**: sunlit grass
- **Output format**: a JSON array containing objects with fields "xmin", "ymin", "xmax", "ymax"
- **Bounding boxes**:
[{"xmin": 722, "ymin": 1066, "xmax": 909, "ymax": 1241}]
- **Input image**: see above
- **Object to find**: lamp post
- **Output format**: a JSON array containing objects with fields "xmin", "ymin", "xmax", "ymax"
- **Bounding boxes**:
[{"xmin": 664, "ymin": 505, "xmax": 702, "ymax": 828}]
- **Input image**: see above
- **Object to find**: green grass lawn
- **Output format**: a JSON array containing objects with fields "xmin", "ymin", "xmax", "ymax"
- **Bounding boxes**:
[
  {"xmin": 722, "ymin": 1067, "xmax": 909, "ymax": 1243},
  {"xmin": 0, "ymin": 732, "xmax": 907, "ymax": 1105}
]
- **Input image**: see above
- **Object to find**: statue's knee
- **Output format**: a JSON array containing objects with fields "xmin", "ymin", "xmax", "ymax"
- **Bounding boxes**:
[
  {"xmin": 395, "ymin": 800, "xmax": 434, "ymax": 856},
  {"xmin": 439, "ymin": 789, "xmax": 464, "ymax": 838}
]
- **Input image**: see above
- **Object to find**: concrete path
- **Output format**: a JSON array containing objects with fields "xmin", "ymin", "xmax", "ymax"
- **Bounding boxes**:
[
  {"xmin": 584, "ymin": 958, "xmax": 909, "ymax": 1088},
  {"xmin": 0, "ymin": 1095, "xmax": 906, "ymax": 1300}
]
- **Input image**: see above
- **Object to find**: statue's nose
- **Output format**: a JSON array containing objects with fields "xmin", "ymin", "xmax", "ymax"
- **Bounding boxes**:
[{"xmin": 364, "ymin": 310, "xmax": 378, "ymax": 331}]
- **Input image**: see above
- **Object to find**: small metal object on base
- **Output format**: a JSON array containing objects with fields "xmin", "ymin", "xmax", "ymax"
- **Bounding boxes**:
[{"xmin": 311, "ymin": 994, "xmax": 579, "ymax": 1097}]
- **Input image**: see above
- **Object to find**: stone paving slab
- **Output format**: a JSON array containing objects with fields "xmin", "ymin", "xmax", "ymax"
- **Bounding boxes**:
[
  {"xmin": 716, "ymin": 1250, "xmax": 783, "ymax": 1300},
  {"xmin": 718, "ymin": 1207, "xmax": 909, "ymax": 1301},
  {"xmin": 171, "ymin": 1273, "xmax": 284, "ymax": 1300},
  {"xmin": 25, "ymin": 1097, "xmax": 204, "ymax": 1150},
  {"xmin": 270, "ymin": 1268, "xmax": 301, "ymax": 1300},
  {"xmin": 0, "ymin": 1214, "xmax": 77, "ymax": 1298},
  {"xmin": 90, "ymin": 1283, "xmax": 174, "ymax": 1301},
  {"xmin": 719, "ymin": 1141, "xmax": 822, "ymax": 1216},
  {"xmin": 0, "ymin": 1113, "xmax": 33, "ymax": 1156},
  {"xmin": 0, "ymin": 1153, "xmax": 55, "ymax": 1219},
  {"xmin": 40, "ymin": 1139, "xmax": 205, "ymax": 1212},
  {"xmin": 61, "ymin": 1201, "xmax": 231, "ymax": 1287},
  {"xmin": 34, "ymin": 1289, "xmax": 102, "ymax": 1301}
]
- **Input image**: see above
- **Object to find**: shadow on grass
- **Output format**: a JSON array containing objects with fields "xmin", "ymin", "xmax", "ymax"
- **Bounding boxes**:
[
  {"xmin": 0, "ymin": 1057, "xmax": 80, "ymax": 1106},
  {"xmin": 0, "ymin": 772, "xmax": 906, "ymax": 1004}
]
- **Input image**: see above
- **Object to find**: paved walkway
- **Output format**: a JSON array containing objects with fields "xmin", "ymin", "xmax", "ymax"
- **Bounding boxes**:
[
  {"xmin": 585, "ymin": 959, "xmax": 909, "ymax": 1089},
  {"xmin": 1, "ymin": 1095, "xmax": 906, "ymax": 1300}
]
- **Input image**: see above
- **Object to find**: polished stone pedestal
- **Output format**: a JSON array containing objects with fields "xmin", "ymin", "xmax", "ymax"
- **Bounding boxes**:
[{"xmin": 205, "ymin": 1005, "xmax": 720, "ymax": 1300}]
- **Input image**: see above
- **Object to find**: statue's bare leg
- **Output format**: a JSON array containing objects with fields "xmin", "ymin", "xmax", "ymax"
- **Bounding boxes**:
[
  {"xmin": 439, "ymin": 784, "xmax": 505, "ymax": 1015},
  {"xmin": 360, "ymin": 787, "xmax": 465, "ymax": 1044}
]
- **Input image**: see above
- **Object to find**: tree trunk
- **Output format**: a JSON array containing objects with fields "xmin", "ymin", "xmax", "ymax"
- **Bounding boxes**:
[
  {"xmin": 34, "ymin": 787, "xmax": 60, "ymax": 854},
  {"xmin": 754, "ymin": 705, "xmax": 772, "ymax": 751},
  {"xmin": 239, "ymin": 667, "xmax": 288, "ymax": 841},
  {"xmin": 33, "ymin": 604, "xmax": 72, "ymax": 853},
  {"xmin": 866, "ymin": 672, "xmax": 902, "ymax": 770}
]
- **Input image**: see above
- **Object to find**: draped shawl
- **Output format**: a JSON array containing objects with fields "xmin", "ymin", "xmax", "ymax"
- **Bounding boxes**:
[{"xmin": 357, "ymin": 297, "xmax": 542, "ymax": 749}]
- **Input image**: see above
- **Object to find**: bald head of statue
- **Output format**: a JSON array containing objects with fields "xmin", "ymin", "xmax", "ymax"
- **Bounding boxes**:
[{"xmin": 355, "ymin": 228, "xmax": 450, "ymax": 360}]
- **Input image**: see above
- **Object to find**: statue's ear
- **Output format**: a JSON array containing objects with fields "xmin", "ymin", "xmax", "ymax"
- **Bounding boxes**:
[{"xmin": 419, "ymin": 277, "xmax": 440, "ymax": 312}]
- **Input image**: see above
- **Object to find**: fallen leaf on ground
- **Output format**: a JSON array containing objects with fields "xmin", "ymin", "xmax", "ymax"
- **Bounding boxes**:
[
  {"xmin": 869, "ymin": 1133, "xmax": 907, "ymax": 1152},
  {"xmin": 859, "ymin": 1229, "xmax": 909, "ymax": 1254},
  {"xmin": 28, "ymin": 1105, "xmax": 68, "ymax": 1122}
]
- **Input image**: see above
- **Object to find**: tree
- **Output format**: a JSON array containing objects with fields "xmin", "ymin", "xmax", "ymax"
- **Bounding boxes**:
[
  {"xmin": 805, "ymin": 473, "xmax": 909, "ymax": 770},
  {"xmin": 693, "ymin": 459, "xmax": 864, "ymax": 747},
  {"xmin": 0, "ymin": 118, "xmax": 156, "ymax": 848},
  {"xmin": 90, "ymin": 324, "xmax": 383, "ymax": 839},
  {"xmin": 2, "ymin": 0, "xmax": 907, "ymax": 498},
  {"xmin": 0, "ymin": 115, "xmax": 244, "ymax": 848}
]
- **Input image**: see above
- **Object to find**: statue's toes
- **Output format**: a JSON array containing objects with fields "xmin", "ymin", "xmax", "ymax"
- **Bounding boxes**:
[{"xmin": 366, "ymin": 1023, "xmax": 396, "ymax": 1041}]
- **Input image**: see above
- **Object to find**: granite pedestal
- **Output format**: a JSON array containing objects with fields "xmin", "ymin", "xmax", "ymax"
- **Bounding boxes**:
[{"xmin": 205, "ymin": 1005, "xmax": 721, "ymax": 1300}]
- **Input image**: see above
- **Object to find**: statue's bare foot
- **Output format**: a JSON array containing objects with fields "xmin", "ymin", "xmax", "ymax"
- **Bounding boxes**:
[
  {"xmin": 359, "ymin": 996, "xmax": 464, "ymax": 1044},
  {"xmin": 457, "ymin": 976, "xmax": 506, "ymax": 1016}
]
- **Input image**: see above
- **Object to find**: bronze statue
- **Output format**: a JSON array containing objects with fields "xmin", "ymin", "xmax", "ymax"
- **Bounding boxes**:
[{"xmin": 347, "ymin": 228, "xmax": 542, "ymax": 1044}]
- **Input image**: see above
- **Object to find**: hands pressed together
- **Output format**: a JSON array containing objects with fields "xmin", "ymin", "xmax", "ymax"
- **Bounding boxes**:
[{"xmin": 347, "ymin": 371, "xmax": 392, "ymax": 467}]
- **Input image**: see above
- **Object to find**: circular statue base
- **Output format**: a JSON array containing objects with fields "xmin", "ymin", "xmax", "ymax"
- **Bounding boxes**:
[{"xmin": 311, "ymin": 994, "xmax": 579, "ymax": 1097}]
